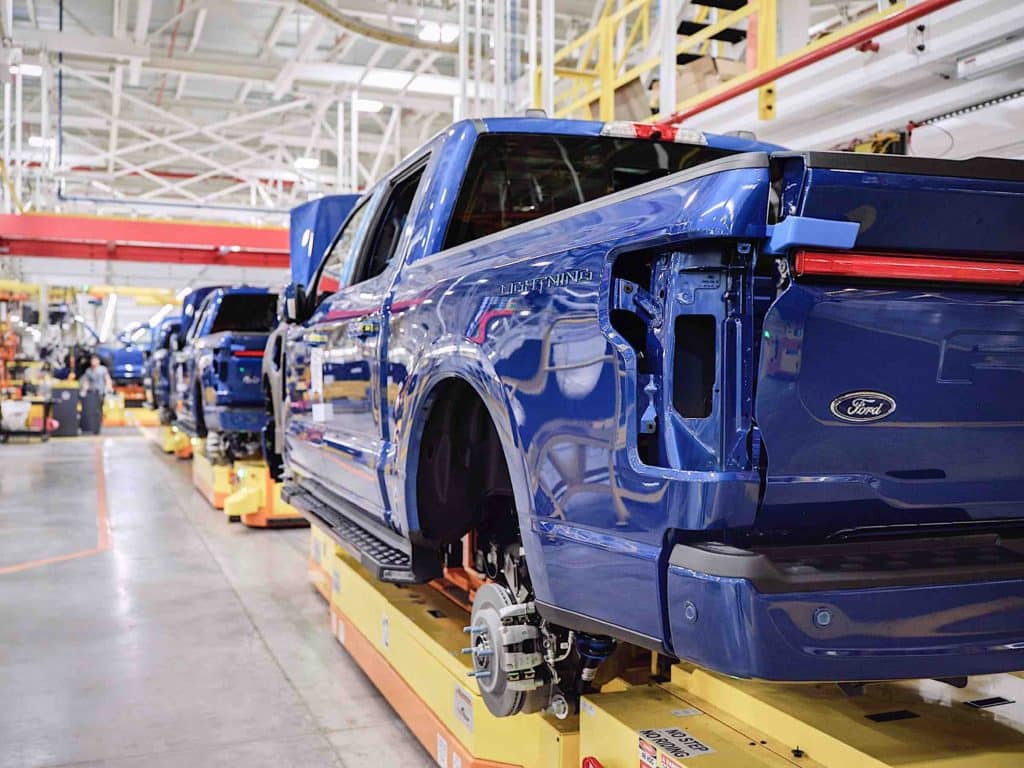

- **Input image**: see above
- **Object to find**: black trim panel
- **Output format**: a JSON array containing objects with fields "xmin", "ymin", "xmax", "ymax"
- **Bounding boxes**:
[
  {"xmin": 535, "ymin": 601, "xmax": 667, "ymax": 655},
  {"xmin": 774, "ymin": 150, "xmax": 1024, "ymax": 182},
  {"xmin": 669, "ymin": 535, "xmax": 1024, "ymax": 594}
]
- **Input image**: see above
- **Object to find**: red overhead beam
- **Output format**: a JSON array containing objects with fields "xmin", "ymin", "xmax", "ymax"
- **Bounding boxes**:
[{"xmin": 0, "ymin": 213, "xmax": 289, "ymax": 268}]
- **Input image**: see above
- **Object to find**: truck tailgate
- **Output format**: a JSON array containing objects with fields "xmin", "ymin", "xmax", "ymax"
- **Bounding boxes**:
[{"xmin": 755, "ymin": 152, "xmax": 1024, "ymax": 540}]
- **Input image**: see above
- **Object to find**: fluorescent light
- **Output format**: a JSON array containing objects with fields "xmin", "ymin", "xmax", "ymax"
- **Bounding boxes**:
[
  {"xmin": 957, "ymin": 36, "xmax": 1024, "ymax": 80},
  {"xmin": 9, "ymin": 64, "xmax": 42, "ymax": 77},
  {"xmin": 293, "ymin": 156, "xmax": 320, "ymax": 170},
  {"xmin": 175, "ymin": 287, "xmax": 191, "ymax": 300},
  {"xmin": 28, "ymin": 136, "xmax": 55, "ymax": 148},
  {"xmin": 99, "ymin": 294, "xmax": 118, "ymax": 342},
  {"xmin": 418, "ymin": 22, "xmax": 459, "ymax": 44},
  {"xmin": 355, "ymin": 98, "xmax": 384, "ymax": 113}
]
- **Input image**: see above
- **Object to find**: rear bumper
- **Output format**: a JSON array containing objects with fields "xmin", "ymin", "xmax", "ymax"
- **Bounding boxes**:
[
  {"xmin": 205, "ymin": 405, "xmax": 267, "ymax": 434},
  {"xmin": 667, "ymin": 537, "xmax": 1024, "ymax": 681}
]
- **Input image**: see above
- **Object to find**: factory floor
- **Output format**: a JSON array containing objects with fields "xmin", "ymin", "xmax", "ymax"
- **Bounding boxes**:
[{"xmin": 0, "ymin": 432, "xmax": 432, "ymax": 768}]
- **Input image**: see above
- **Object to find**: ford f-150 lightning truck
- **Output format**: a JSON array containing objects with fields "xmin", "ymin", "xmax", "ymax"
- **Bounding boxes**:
[
  {"xmin": 276, "ymin": 117, "xmax": 1024, "ymax": 719},
  {"xmin": 263, "ymin": 193, "xmax": 360, "ymax": 479},
  {"xmin": 174, "ymin": 285, "xmax": 277, "ymax": 461}
]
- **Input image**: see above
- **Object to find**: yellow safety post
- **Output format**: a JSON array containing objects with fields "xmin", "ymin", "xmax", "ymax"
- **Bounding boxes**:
[{"xmin": 756, "ymin": 0, "xmax": 778, "ymax": 120}]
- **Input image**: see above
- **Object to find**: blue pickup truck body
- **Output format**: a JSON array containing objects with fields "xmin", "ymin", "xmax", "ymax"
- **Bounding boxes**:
[
  {"xmin": 281, "ymin": 117, "xmax": 1024, "ymax": 688},
  {"xmin": 261, "ymin": 194, "xmax": 361, "ymax": 474},
  {"xmin": 174, "ymin": 286, "xmax": 277, "ymax": 455},
  {"xmin": 94, "ymin": 325, "xmax": 151, "ymax": 388},
  {"xmin": 143, "ymin": 315, "xmax": 181, "ymax": 415}
]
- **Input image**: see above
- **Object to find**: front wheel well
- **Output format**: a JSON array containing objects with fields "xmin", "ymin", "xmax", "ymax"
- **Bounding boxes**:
[{"xmin": 413, "ymin": 378, "xmax": 516, "ymax": 550}]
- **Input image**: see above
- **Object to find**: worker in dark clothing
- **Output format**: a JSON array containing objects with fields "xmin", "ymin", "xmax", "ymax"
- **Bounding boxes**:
[{"xmin": 80, "ymin": 355, "xmax": 113, "ymax": 435}]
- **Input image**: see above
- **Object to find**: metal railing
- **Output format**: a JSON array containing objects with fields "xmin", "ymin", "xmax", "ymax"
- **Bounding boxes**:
[{"xmin": 535, "ymin": 0, "xmax": 924, "ymax": 124}]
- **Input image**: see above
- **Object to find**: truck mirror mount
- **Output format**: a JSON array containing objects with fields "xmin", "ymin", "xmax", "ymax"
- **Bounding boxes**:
[{"xmin": 293, "ymin": 284, "xmax": 309, "ymax": 322}]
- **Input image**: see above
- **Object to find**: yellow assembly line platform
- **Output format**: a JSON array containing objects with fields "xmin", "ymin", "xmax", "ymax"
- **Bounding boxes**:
[
  {"xmin": 190, "ymin": 439, "xmax": 233, "ymax": 510},
  {"xmin": 307, "ymin": 522, "xmax": 1024, "ymax": 768},
  {"xmin": 180, "ymin": 435, "xmax": 304, "ymax": 528},
  {"xmin": 223, "ymin": 460, "xmax": 307, "ymax": 528}
]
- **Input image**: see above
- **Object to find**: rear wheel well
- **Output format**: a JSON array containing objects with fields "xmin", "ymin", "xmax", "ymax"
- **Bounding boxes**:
[{"xmin": 414, "ymin": 379, "xmax": 516, "ymax": 552}]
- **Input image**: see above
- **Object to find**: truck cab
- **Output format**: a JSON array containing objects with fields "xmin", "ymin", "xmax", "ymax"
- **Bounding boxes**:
[
  {"xmin": 144, "ymin": 315, "xmax": 181, "ymax": 422},
  {"xmin": 262, "ymin": 194, "xmax": 360, "ymax": 479},
  {"xmin": 94, "ymin": 323, "xmax": 152, "ymax": 403},
  {"xmin": 277, "ymin": 117, "xmax": 1024, "ymax": 717},
  {"xmin": 175, "ymin": 285, "xmax": 277, "ymax": 461}
]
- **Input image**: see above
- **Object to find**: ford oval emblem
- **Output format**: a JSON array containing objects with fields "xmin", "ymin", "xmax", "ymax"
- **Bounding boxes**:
[{"xmin": 829, "ymin": 391, "xmax": 896, "ymax": 423}]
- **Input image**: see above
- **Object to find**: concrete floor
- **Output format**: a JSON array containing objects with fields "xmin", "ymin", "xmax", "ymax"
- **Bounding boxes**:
[{"xmin": 0, "ymin": 432, "xmax": 433, "ymax": 768}]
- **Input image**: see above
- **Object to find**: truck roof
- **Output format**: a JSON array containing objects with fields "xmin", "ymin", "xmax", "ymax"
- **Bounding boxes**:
[{"xmin": 474, "ymin": 116, "xmax": 782, "ymax": 154}]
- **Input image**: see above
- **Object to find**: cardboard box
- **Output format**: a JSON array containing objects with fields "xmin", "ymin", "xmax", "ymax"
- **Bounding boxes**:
[
  {"xmin": 589, "ymin": 77, "xmax": 653, "ymax": 122},
  {"xmin": 674, "ymin": 56, "xmax": 746, "ymax": 103}
]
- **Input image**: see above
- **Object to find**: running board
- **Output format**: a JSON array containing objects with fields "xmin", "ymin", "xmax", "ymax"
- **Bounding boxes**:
[{"xmin": 282, "ymin": 482, "xmax": 416, "ymax": 584}]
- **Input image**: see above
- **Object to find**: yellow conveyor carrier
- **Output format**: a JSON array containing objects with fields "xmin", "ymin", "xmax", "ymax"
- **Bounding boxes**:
[{"xmin": 307, "ymin": 521, "xmax": 1024, "ymax": 768}]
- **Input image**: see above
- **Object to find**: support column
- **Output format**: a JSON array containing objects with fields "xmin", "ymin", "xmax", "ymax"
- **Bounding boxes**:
[
  {"xmin": 658, "ymin": 0, "xmax": 677, "ymax": 117},
  {"xmin": 541, "ymin": 0, "xmax": 554, "ymax": 114},
  {"xmin": 349, "ymin": 91, "xmax": 359, "ymax": 192},
  {"xmin": 528, "ymin": 0, "xmax": 537, "ymax": 109},
  {"xmin": 40, "ymin": 63, "xmax": 50, "ymax": 172},
  {"xmin": 2, "ymin": 79, "xmax": 10, "ymax": 214},
  {"xmin": 336, "ymin": 99, "xmax": 345, "ymax": 191},
  {"xmin": 457, "ymin": 0, "xmax": 468, "ymax": 121},
  {"xmin": 474, "ymin": 0, "xmax": 483, "ymax": 117},
  {"xmin": 492, "ymin": 0, "xmax": 506, "ymax": 116},
  {"xmin": 14, "ymin": 66, "xmax": 22, "ymax": 208}
]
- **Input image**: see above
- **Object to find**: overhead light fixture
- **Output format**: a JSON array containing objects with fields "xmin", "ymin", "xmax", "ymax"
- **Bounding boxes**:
[
  {"xmin": 418, "ymin": 22, "xmax": 459, "ymax": 44},
  {"xmin": 9, "ymin": 64, "xmax": 42, "ymax": 77},
  {"xmin": 99, "ymin": 293, "xmax": 118, "ymax": 342},
  {"xmin": 28, "ymin": 136, "xmax": 55, "ymax": 148},
  {"xmin": 355, "ymin": 98, "xmax": 384, "ymax": 113},
  {"xmin": 956, "ymin": 36, "xmax": 1024, "ymax": 80},
  {"xmin": 293, "ymin": 156, "xmax": 320, "ymax": 170},
  {"xmin": 175, "ymin": 287, "xmax": 191, "ymax": 301}
]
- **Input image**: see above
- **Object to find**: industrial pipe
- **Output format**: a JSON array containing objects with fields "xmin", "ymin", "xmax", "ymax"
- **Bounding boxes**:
[{"xmin": 659, "ymin": 0, "xmax": 962, "ymax": 126}]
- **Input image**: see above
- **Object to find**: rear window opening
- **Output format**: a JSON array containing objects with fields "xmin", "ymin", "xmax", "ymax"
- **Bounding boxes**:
[
  {"xmin": 210, "ymin": 294, "xmax": 278, "ymax": 334},
  {"xmin": 673, "ymin": 315, "xmax": 716, "ymax": 419},
  {"xmin": 444, "ymin": 133, "xmax": 732, "ymax": 249}
]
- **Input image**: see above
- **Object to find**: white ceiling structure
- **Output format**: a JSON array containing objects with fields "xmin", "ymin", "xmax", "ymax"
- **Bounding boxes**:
[{"xmin": 2, "ymin": 0, "xmax": 596, "ymax": 223}]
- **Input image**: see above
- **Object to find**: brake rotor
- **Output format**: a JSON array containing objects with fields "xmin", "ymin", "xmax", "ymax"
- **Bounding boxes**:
[{"xmin": 469, "ymin": 582, "xmax": 527, "ymax": 718}]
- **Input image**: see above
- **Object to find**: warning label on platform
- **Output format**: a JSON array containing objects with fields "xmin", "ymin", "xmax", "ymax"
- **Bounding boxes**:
[
  {"xmin": 638, "ymin": 728, "xmax": 714, "ymax": 761},
  {"xmin": 638, "ymin": 736, "xmax": 658, "ymax": 767}
]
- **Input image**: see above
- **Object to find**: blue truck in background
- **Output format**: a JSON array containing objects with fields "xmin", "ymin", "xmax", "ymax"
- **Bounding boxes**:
[
  {"xmin": 270, "ymin": 116, "xmax": 1024, "ymax": 719},
  {"xmin": 167, "ymin": 286, "xmax": 219, "ymax": 423},
  {"xmin": 143, "ymin": 314, "xmax": 181, "ymax": 422},
  {"xmin": 262, "ymin": 194, "xmax": 361, "ymax": 480},
  {"xmin": 172, "ymin": 285, "xmax": 277, "ymax": 462},
  {"xmin": 94, "ymin": 323, "xmax": 152, "ymax": 402}
]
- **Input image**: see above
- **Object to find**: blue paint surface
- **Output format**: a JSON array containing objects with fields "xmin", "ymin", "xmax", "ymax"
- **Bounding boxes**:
[{"xmin": 279, "ymin": 118, "xmax": 1024, "ymax": 680}]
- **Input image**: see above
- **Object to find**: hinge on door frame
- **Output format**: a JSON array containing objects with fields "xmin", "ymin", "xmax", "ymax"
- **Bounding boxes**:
[{"xmin": 612, "ymin": 278, "xmax": 663, "ymax": 327}]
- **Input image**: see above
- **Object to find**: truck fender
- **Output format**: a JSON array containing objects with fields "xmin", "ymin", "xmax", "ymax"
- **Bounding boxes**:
[{"xmin": 389, "ymin": 340, "xmax": 541, "ymax": 572}]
